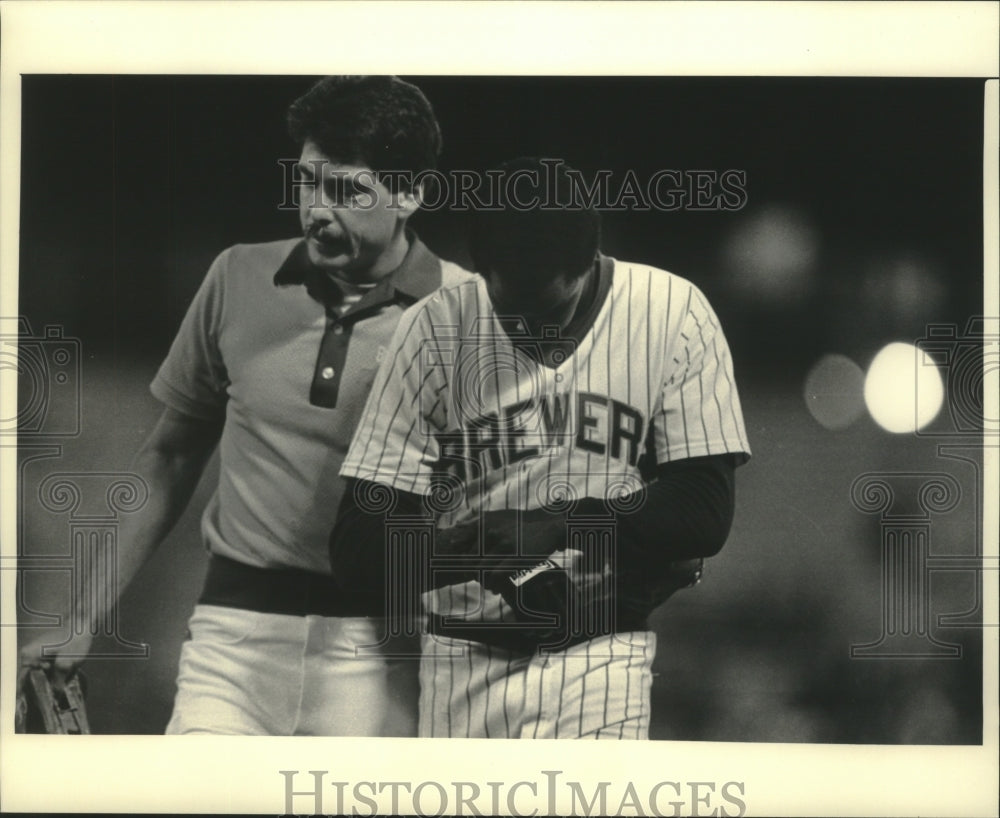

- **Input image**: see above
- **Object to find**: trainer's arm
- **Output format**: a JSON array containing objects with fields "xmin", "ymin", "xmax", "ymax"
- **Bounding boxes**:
[
  {"xmin": 113, "ymin": 405, "xmax": 223, "ymax": 589},
  {"xmin": 19, "ymin": 405, "xmax": 222, "ymax": 677}
]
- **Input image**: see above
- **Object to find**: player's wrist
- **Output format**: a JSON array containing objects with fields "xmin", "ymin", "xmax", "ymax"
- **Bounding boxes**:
[
  {"xmin": 433, "ymin": 524, "xmax": 479, "ymax": 556},
  {"xmin": 482, "ymin": 502, "xmax": 615, "ymax": 556}
]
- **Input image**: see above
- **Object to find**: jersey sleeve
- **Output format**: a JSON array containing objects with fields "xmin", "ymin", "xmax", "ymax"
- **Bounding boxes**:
[
  {"xmin": 150, "ymin": 248, "xmax": 230, "ymax": 420},
  {"xmin": 651, "ymin": 285, "xmax": 751, "ymax": 465},
  {"xmin": 340, "ymin": 300, "xmax": 447, "ymax": 495}
]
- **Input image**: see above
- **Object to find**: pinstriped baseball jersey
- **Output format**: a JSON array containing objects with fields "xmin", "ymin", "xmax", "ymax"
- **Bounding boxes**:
[
  {"xmin": 417, "ymin": 632, "xmax": 655, "ymax": 739},
  {"xmin": 341, "ymin": 255, "xmax": 751, "ymax": 625}
]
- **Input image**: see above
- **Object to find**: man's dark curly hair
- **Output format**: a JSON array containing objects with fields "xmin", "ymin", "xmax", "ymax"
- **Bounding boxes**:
[
  {"xmin": 471, "ymin": 157, "xmax": 601, "ymax": 287},
  {"xmin": 287, "ymin": 76, "xmax": 442, "ymax": 179}
]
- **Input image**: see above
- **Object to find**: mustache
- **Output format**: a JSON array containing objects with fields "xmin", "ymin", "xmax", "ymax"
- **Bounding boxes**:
[
  {"xmin": 306, "ymin": 223, "xmax": 361, "ymax": 257},
  {"xmin": 305, "ymin": 223, "xmax": 341, "ymax": 242}
]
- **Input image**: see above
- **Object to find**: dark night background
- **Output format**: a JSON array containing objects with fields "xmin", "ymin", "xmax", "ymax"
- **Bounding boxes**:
[{"xmin": 14, "ymin": 75, "xmax": 986, "ymax": 740}]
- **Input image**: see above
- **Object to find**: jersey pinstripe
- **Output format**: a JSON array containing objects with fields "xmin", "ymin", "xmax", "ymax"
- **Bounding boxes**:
[
  {"xmin": 417, "ymin": 632, "xmax": 654, "ymax": 739},
  {"xmin": 341, "ymin": 257, "xmax": 750, "ymax": 738}
]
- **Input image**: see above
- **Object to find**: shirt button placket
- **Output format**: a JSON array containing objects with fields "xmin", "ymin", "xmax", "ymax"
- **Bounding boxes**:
[{"xmin": 324, "ymin": 322, "xmax": 345, "ymax": 378}]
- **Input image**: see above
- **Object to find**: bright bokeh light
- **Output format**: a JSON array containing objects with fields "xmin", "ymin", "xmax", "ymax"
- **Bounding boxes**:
[
  {"xmin": 803, "ymin": 354, "xmax": 866, "ymax": 430},
  {"xmin": 864, "ymin": 342, "xmax": 945, "ymax": 433}
]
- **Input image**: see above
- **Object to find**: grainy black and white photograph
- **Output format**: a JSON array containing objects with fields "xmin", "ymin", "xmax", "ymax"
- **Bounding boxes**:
[{"xmin": 2, "ymin": 3, "xmax": 997, "ymax": 816}]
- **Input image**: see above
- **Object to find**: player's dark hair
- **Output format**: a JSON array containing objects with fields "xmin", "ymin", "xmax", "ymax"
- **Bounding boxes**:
[
  {"xmin": 470, "ymin": 157, "xmax": 601, "ymax": 287},
  {"xmin": 287, "ymin": 76, "xmax": 442, "ymax": 182}
]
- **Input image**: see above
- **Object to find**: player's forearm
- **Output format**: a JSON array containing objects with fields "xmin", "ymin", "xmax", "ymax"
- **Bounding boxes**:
[
  {"xmin": 330, "ymin": 480, "xmax": 494, "ymax": 592},
  {"xmin": 330, "ymin": 480, "xmax": 424, "ymax": 592},
  {"xmin": 331, "ymin": 481, "xmax": 487, "ymax": 610},
  {"xmin": 614, "ymin": 454, "xmax": 736, "ymax": 565},
  {"xmin": 332, "ymin": 460, "xmax": 735, "ymax": 597}
]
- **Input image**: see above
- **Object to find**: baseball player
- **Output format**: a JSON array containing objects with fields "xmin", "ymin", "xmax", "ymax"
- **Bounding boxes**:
[
  {"xmin": 331, "ymin": 157, "xmax": 751, "ymax": 739},
  {"xmin": 19, "ymin": 76, "xmax": 471, "ymax": 735}
]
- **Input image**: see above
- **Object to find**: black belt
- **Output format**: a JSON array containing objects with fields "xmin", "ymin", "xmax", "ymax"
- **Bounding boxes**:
[{"xmin": 199, "ymin": 554, "xmax": 383, "ymax": 617}]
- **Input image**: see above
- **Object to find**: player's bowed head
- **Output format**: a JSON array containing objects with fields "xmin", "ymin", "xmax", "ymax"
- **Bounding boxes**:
[
  {"xmin": 462, "ymin": 156, "xmax": 743, "ymax": 627},
  {"xmin": 470, "ymin": 157, "xmax": 602, "ymax": 338}
]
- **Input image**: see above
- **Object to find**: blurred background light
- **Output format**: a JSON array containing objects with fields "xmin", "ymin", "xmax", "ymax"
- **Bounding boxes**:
[
  {"xmin": 803, "ymin": 353, "xmax": 866, "ymax": 430},
  {"xmin": 859, "ymin": 256, "xmax": 948, "ymax": 327},
  {"xmin": 864, "ymin": 342, "xmax": 945, "ymax": 433},
  {"xmin": 722, "ymin": 204, "xmax": 819, "ymax": 307}
]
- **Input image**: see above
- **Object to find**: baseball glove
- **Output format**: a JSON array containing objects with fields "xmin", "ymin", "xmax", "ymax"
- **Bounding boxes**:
[{"xmin": 15, "ymin": 667, "xmax": 91, "ymax": 735}]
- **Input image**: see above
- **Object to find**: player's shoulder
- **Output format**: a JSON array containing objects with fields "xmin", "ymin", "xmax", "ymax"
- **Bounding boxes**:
[
  {"xmin": 408, "ymin": 269, "xmax": 484, "ymax": 322},
  {"xmin": 610, "ymin": 257, "xmax": 701, "ymax": 297},
  {"xmin": 438, "ymin": 258, "xmax": 477, "ymax": 288},
  {"xmin": 383, "ymin": 267, "xmax": 482, "ymax": 352},
  {"xmin": 610, "ymin": 257, "xmax": 719, "ymax": 321}
]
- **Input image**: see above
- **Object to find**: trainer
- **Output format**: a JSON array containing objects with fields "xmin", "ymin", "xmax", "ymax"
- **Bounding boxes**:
[{"xmin": 20, "ymin": 76, "xmax": 471, "ymax": 736}]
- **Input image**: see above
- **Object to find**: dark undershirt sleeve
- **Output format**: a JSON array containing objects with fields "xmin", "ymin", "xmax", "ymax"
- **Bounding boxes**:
[
  {"xmin": 614, "ymin": 453, "xmax": 737, "ymax": 567},
  {"xmin": 331, "ymin": 453, "xmax": 736, "ymax": 605},
  {"xmin": 329, "ymin": 479, "xmax": 427, "ymax": 596},
  {"xmin": 329, "ymin": 481, "xmax": 586, "ymax": 596}
]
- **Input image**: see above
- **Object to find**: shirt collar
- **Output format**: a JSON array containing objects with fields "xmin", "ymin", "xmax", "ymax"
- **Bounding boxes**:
[{"xmin": 273, "ymin": 229, "xmax": 441, "ymax": 314}]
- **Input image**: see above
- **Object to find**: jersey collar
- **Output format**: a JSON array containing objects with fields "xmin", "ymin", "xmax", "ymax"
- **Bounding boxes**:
[
  {"xmin": 273, "ymin": 229, "xmax": 442, "ymax": 317},
  {"xmin": 497, "ymin": 254, "xmax": 613, "ymax": 338},
  {"xmin": 559, "ymin": 253, "xmax": 614, "ymax": 345},
  {"xmin": 495, "ymin": 254, "xmax": 614, "ymax": 369}
]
